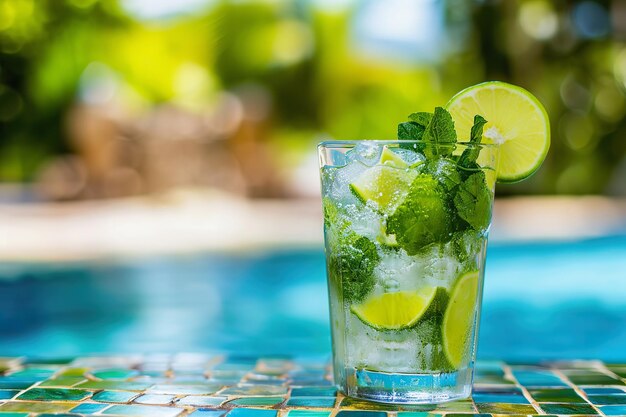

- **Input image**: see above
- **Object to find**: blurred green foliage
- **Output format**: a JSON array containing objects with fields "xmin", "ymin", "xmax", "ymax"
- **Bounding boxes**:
[{"xmin": 1, "ymin": 0, "xmax": 625, "ymax": 195}]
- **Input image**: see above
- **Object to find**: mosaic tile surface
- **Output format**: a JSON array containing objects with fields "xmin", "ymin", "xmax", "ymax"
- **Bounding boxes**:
[{"xmin": 0, "ymin": 357, "xmax": 624, "ymax": 416}]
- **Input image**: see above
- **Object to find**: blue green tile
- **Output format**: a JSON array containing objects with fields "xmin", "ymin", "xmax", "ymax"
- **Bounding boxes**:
[
  {"xmin": 582, "ymin": 387, "xmax": 625, "ymax": 395},
  {"xmin": 17, "ymin": 388, "xmax": 92, "ymax": 401},
  {"xmin": 8, "ymin": 369, "xmax": 56, "ymax": 378},
  {"xmin": 38, "ymin": 376, "xmax": 86, "ymax": 387},
  {"xmin": 0, "ymin": 413, "xmax": 29, "ymax": 417},
  {"xmin": 290, "ymin": 387, "xmax": 336, "ymax": 397},
  {"xmin": 148, "ymin": 384, "xmax": 221, "ymax": 395},
  {"xmin": 286, "ymin": 397, "xmax": 336, "ymax": 408},
  {"xmin": 227, "ymin": 409, "xmax": 278, "ymax": 417},
  {"xmin": 587, "ymin": 394, "xmax": 626, "ymax": 405},
  {"xmin": 227, "ymin": 396, "xmax": 285, "ymax": 406},
  {"xmin": 563, "ymin": 371, "xmax": 623, "ymax": 386},
  {"xmin": 395, "ymin": 413, "xmax": 430, "ymax": 417},
  {"xmin": 92, "ymin": 390, "xmax": 137, "ymax": 403},
  {"xmin": 35, "ymin": 414, "xmax": 81, "ymax": 417},
  {"xmin": 76, "ymin": 380, "xmax": 151, "ymax": 391},
  {"xmin": 70, "ymin": 403, "xmax": 110, "ymax": 414},
  {"xmin": 286, "ymin": 411, "xmax": 332, "ymax": 417},
  {"xmin": 539, "ymin": 403, "xmax": 598, "ymax": 415},
  {"xmin": 92, "ymin": 368, "xmax": 140, "ymax": 380},
  {"xmin": 0, "ymin": 392, "xmax": 17, "ymax": 401},
  {"xmin": 528, "ymin": 388, "xmax": 585, "ymax": 403},
  {"xmin": 0, "ymin": 401, "xmax": 79, "ymax": 413},
  {"xmin": 335, "ymin": 411, "xmax": 387, "ymax": 417},
  {"xmin": 190, "ymin": 411, "xmax": 228, "ymax": 417},
  {"xmin": 0, "ymin": 377, "xmax": 40, "ymax": 389},
  {"xmin": 512, "ymin": 370, "xmax": 567, "ymax": 387},
  {"xmin": 339, "ymin": 397, "xmax": 402, "ymax": 411},
  {"xmin": 475, "ymin": 403, "xmax": 537, "ymax": 414},
  {"xmin": 134, "ymin": 393, "xmax": 175, "ymax": 405},
  {"xmin": 59, "ymin": 367, "xmax": 90, "ymax": 377},
  {"xmin": 221, "ymin": 384, "xmax": 288, "ymax": 396},
  {"xmin": 473, "ymin": 393, "xmax": 529, "ymax": 404},
  {"xmin": 102, "ymin": 404, "xmax": 184, "ymax": 416},
  {"xmin": 176, "ymin": 396, "xmax": 227, "ymax": 407},
  {"xmin": 601, "ymin": 405, "xmax": 626, "ymax": 416}
]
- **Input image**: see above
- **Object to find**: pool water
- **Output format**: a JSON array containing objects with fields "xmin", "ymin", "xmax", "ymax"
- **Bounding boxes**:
[{"xmin": 1, "ymin": 235, "xmax": 625, "ymax": 361}]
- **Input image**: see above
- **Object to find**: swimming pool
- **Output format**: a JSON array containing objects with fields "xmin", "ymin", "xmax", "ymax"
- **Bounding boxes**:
[{"xmin": 1, "ymin": 234, "xmax": 625, "ymax": 361}]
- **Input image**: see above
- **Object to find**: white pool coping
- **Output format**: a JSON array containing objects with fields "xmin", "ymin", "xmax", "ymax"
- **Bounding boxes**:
[{"xmin": 0, "ymin": 189, "xmax": 624, "ymax": 263}]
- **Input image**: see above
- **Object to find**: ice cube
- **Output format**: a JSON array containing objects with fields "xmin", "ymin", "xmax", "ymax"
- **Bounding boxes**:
[
  {"xmin": 342, "ymin": 201, "xmax": 384, "ymax": 241},
  {"xmin": 393, "ymin": 148, "xmax": 426, "ymax": 167},
  {"xmin": 345, "ymin": 314, "xmax": 420, "ymax": 373},
  {"xmin": 417, "ymin": 243, "xmax": 463, "ymax": 289},
  {"xmin": 322, "ymin": 160, "xmax": 369, "ymax": 206},
  {"xmin": 373, "ymin": 248, "xmax": 426, "ymax": 292},
  {"xmin": 346, "ymin": 141, "xmax": 382, "ymax": 166}
]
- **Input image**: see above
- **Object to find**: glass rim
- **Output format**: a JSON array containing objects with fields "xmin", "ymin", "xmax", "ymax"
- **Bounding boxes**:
[{"xmin": 318, "ymin": 140, "xmax": 498, "ymax": 148}]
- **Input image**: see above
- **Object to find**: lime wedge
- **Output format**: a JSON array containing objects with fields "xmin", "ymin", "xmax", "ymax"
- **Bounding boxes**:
[
  {"xmin": 351, "ymin": 287, "xmax": 447, "ymax": 330},
  {"xmin": 380, "ymin": 146, "xmax": 408, "ymax": 168},
  {"xmin": 445, "ymin": 81, "xmax": 550, "ymax": 183},
  {"xmin": 349, "ymin": 165, "xmax": 417, "ymax": 213},
  {"xmin": 442, "ymin": 271, "xmax": 479, "ymax": 369}
]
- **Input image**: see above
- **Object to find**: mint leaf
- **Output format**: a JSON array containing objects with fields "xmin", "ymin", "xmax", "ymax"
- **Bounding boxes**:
[
  {"xmin": 408, "ymin": 112, "xmax": 433, "ymax": 127},
  {"xmin": 425, "ymin": 157, "xmax": 462, "ymax": 193},
  {"xmin": 453, "ymin": 172, "xmax": 492, "ymax": 231},
  {"xmin": 328, "ymin": 232, "xmax": 379, "ymax": 303},
  {"xmin": 398, "ymin": 122, "xmax": 425, "ymax": 140},
  {"xmin": 470, "ymin": 114, "xmax": 487, "ymax": 143},
  {"xmin": 387, "ymin": 174, "xmax": 451, "ymax": 255},
  {"xmin": 458, "ymin": 115, "xmax": 487, "ymax": 175},
  {"xmin": 422, "ymin": 107, "xmax": 457, "ymax": 157}
]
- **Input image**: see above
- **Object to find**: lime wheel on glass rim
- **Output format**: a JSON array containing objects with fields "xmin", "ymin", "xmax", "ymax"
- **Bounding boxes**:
[{"xmin": 446, "ymin": 81, "xmax": 550, "ymax": 183}]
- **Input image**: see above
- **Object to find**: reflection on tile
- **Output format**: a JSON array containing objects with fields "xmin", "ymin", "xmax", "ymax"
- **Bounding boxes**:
[
  {"xmin": 0, "ymin": 390, "xmax": 18, "ymax": 400},
  {"xmin": 133, "ymin": 393, "xmax": 175, "ymax": 405},
  {"xmin": 102, "ymin": 404, "xmax": 184, "ymax": 416},
  {"xmin": 226, "ymin": 408, "xmax": 278, "ymax": 417},
  {"xmin": 221, "ymin": 385, "xmax": 288, "ymax": 396},
  {"xmin": 190, "ymin": 410, "xmax": 229, "ymax": 417},
  {"xmin": 227, "ymin": 396, "xmax": 285, "ymax": 407},
  {"xmin": 148, "ymin": 384, "xmax": 222, "ymax": 395},
  {"xmin": 176, "ymin": 396, "xmax": 227, "ymax": 407}
]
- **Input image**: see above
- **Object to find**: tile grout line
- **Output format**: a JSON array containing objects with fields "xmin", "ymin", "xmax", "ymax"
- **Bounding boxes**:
[
  {"xmin": 500, "ymin": 363, "xmax": 545, "ymax": 415},
  {"xmin": 550, "ymin": 366, "xmax": 606, "ymax": 417}
]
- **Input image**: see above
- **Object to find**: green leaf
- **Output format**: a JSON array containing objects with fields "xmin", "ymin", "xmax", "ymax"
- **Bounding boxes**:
[
  {"xmin": 408, "ymin": 112, "xmax": 433, "ymax": 127},
  {"xmin": 470, "ymin": 114, "xmax": 487, "ymax": 143},
  {"xmin": 387, "ymin": 174, "xmax": 451, "ymax": 255},
  {"xmin": 425, "ymin": 157, "xmax": 462, "ymax": 193},
  {"xmin": 453, "ymin": 172, "xmax": 492, "ymax": 232},
  {"xmin": 328, "ymin": 232, "xmax": 380, "ymax": 303},
  {"xmin": 457, "ymin": 115, "xmax": 487, "ymax": 179},
  {"xmin": 398, "ymin": 121, "xmax": 425, "ymax": 140},
  {"xmin": 422, "ymin": 107, "xmax": 457, "ymax": 157}
]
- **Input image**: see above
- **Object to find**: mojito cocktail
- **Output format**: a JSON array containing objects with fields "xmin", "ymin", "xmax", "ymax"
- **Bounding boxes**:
[{"xmin": 319, "ymin": 82, "xmax": 550, "ymax": 404}]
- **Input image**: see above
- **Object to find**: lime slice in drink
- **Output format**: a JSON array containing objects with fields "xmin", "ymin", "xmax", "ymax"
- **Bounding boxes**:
[
  {"xmin": 351, "ymin": 287, "xmax": 447, "ymax": 330},
  {"xmin": 445, "ymin": 81, "xmax": 550, "ymax": 183},
  {"xmin": 350, "ymin": 165, "xmax": 417, "ymax": 213},
  {"xmin": 442, "ymin": 271, "xmax": 479, "ymax": 369},
  {"xmin": 380, "ymin": 146, "xmax": 409, "ymax": 168}
]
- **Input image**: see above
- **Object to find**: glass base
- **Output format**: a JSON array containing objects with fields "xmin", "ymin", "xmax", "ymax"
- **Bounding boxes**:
[{"xmin": 343, "ymin": 367, "xmax": 472, "ymax": 404}]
